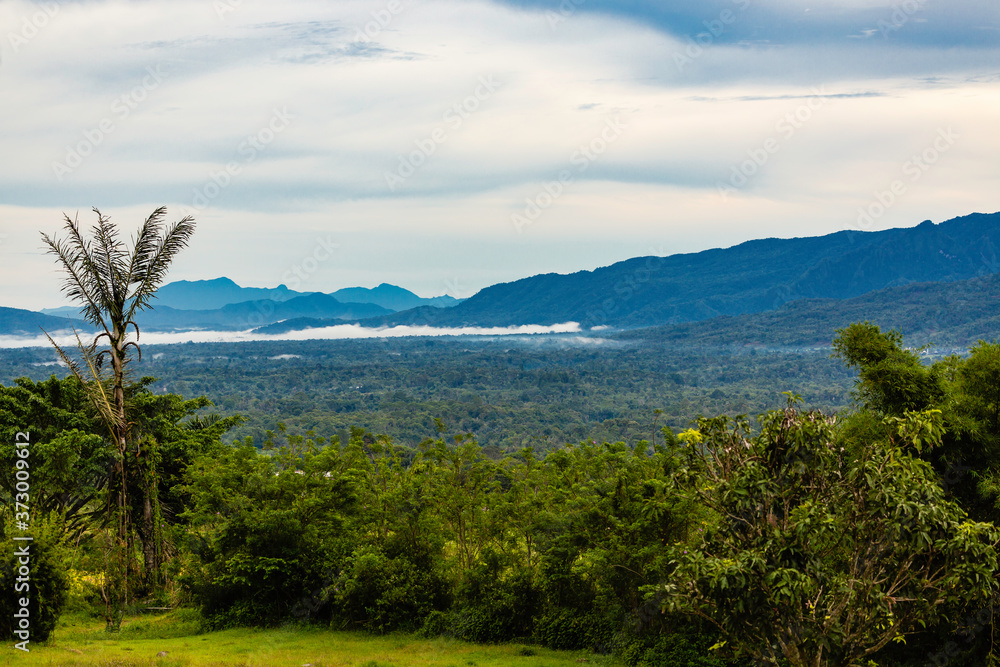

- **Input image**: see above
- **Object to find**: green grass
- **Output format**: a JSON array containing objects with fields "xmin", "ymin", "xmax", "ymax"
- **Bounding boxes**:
[{"xmin": 6, "ymin": 611, "xmax": 621, "ymax": 666}]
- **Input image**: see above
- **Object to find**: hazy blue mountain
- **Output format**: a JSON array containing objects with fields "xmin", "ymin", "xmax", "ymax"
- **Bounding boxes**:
[
  {"xmin": 39, "ymin": 306, "xmax": 86, "ymax": 318},
  {"xmin": 0, "ymin": 307, "xmax": 91, "ymax": 336},
  {"xmin": 132, "ymin": 293, "xmax": 392, "ymax": 331},
  {"xmin": 617, "ymin": 271, "xmax": 1000, "ymax": 350},
  {"xmin": 153, "ymin": 277, "xmax": 303, "ymax": 310},
  {"xmin": 331, "ymin": 283, "xmax": 461, "ymax": 311},
  {"xmin": 366, "ymin": 212, "xmax": 1000, "ymax": 329},
  {"xmin": 89, "ymin": 277, "xmax": 461, "ymax": 314}
]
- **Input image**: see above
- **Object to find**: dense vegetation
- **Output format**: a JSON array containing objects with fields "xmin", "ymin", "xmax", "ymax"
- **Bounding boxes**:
[
  {"xmin": 2, "ymin": 323, "xmax": 999, "ymax": 666},
  {"xmin": 0, "ymin": 335, "xmax": 857, "ymax": 452},
  {"xmin": 621, "ymin": 270, "xmax": 1000, "ymax": 350}
]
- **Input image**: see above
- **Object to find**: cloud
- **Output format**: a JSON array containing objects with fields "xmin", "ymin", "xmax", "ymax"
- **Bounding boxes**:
[
  {"xmin": 493, "ymin": 0, "xmax": 1000, "ymax": 49},
  {"xmin": 0, "ymin": 322, "xmax": 585, "ymax": 349}
]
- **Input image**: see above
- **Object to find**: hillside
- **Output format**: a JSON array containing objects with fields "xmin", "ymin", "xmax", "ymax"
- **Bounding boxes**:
[
  {"xmin": 368, "ymin": 212, "xmax": 999, "ymax": 329},
  {"xmin": 618, "ymin": 271, "xmax": 1000, "ymax": 350},
  {"xmin": 0, "ymin": 306, "xmax": 90, "ymax": 336}
]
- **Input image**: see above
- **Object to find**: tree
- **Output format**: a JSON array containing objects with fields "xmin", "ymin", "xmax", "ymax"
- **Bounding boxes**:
[
  {"xmin": 833, "ymin": 323, "xmax": 1000, "ymax": 523},
  {"xmin": 0, "ymin": 375, "xmax": 109, "ymax": 539},
  {"xmin": 40, "ymin": 206, "xmax": 195, "ymax": 627},
  {"xmin": 654, "ymin": 398, "xmax": 999, "ymax": 667},
  {"xmin": 832, "ymin": 321, "xmax": 944, "ymax": 415}
]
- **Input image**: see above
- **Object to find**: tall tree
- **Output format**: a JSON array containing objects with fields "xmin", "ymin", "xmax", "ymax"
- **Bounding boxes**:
[{"xmin": 41, "ymin": 206, "xmax": 195, "ymax": 627}]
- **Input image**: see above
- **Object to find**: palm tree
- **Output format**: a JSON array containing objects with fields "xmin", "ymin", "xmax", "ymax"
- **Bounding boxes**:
[{"xmin": 41, "ymin": 206, "xmax": 195, "ymax": 628}]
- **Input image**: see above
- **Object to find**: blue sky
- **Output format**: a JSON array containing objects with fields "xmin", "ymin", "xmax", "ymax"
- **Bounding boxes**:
[{"xmin": 1, "ymin": 0, "xmax": 998, "ymax": 309}]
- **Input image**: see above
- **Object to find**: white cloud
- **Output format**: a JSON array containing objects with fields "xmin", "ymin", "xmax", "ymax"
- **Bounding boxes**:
[{"xmin": 0, "ymin": 321, "xmax": 585, "ymax": 349}]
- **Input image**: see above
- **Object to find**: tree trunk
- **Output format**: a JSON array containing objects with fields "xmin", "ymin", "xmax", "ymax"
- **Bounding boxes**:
[{"xmin": 142, "ymin": 485, "xmax": 157, "ymax": 587}]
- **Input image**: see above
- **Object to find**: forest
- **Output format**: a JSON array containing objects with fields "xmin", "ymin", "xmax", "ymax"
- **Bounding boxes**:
[
  {"xmin": 2, "ymin": 322, "xmax": 999, "ymax": 667},
  {"xmin": 0, "ymin": 335, "xmax": 858, "ymax": 454}
]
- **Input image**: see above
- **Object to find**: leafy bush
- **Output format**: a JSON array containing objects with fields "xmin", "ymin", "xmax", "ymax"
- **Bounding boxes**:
[
  {"xmin": 618, "ymin": 629, "xmax": 734, "ymax": 667},
  {"xmin": 449, "ymin": 562, "xmax": 540, "ymax": 644},
  {"xmin": 0, "ymin": 516, "xmax": 70, "ymax": 643},
  {"xmin": 533, "ymin": 606, "xmax": 615, "ymax": 652},
  {"xmin": 182, "ymin": 442, "xmax": 355, "ymax": 629},
  {"xmin": 332, "ymin": 545, "xmax": 449, "ymax": 633},
  {"xmin": 416, "ymin": 610, "xmax": 450, "ymax": 638}
]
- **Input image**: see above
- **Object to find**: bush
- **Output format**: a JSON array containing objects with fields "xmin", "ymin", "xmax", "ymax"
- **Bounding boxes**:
[
  {"xmin": 618, "ymin": 631, "xmax": 731, "ymax": 667},
  {"xmin": 449, "ymin": 557, "xmax": 540, "ymax": 643},
  {"xmin": 0, "ymin": 517, "xmax": 70, "ymax": 643},
  {"xmin": 416, "ymin": 609, "xmax": 450, "ymax": 638},
  {"xmin": 188, "ymin": 512, "xmax": 335, "ymax": 629},
  {"xmin": 533, "ymin": 606, "xmax": 616, "ymax": 652},
  {"xmin": 332, "ymin": 545, "xmax": 449, "ymax": 633}
]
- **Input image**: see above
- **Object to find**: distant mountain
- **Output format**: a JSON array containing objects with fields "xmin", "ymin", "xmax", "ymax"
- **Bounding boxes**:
[
  {"xmin": 132, "ymin": 293, "xmax": 392, "ymax": 332},
  {"xmin": 60, "ymin": 277, "xmax": 462, "ymax": 314},
  {"xmin": 366, "ymin": 212, "xmax": 1000, "ymax": 330},
  {"xmin": 39, "ymin": 306, "xmax": 86, "ymax": 319},
  {"xmin": 0, "ymin": 307, "xmax": 90, "ymax": 336},
  {"xmin": 331, "ymin": 283, "xmax": 461, "ymax": 311},
  {"xmin": 617, "ymin": 271, "xmax": 1000, "ymax": 350},
  {"xmin": 153, "ymin": 277, "xmax": 302, "ymax": 310},
  {"xmin": 28, "ymin": 280, "xmax": 453, "ymax": 337}
]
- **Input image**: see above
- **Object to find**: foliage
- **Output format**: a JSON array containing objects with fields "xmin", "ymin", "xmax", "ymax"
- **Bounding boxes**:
[
  {"xmin": 333, "ymin": 544, "xmax": 450, "ymax": 633},
  {"xmin": 0, "ymin": 336, "xmax": 857, "ymax": 454},
  {"xmin": 0, "ymin": 514, "xmax": 71, "ymax": 643},
  {"xmin": 181, "ymin": 439, "xmax": 354, "ymax": 629},
  {"xmin": 617, "ymin": 622, "xmax": 734, "ymax": 667},
  {"xmin": 2, "ymin": 317, "xmax": 1000, "ymax": 667},
  {"xmin": 654, "ymin": 396, "xmax": 999, "ymax": 667},
  {"xmin": 0, "ymin": 376, "xmax": 109, "ymax": 538}
]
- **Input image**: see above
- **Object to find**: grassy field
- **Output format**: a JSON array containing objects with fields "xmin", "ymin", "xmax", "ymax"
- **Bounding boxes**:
[{"xmin": 4, "ymin": 610, "xmax": 620, "ymax": 667}]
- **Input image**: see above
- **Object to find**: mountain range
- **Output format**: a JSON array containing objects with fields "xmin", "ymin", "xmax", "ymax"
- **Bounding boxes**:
[
  {"xmin": 0, "ymin": 307, "xmax": 90, "ymax": 337},
  {"xmin": 41, "ymin": 278, "xmax": 462, "ymax": 318},
  {"xmin": 358, "ymin": 212, "xmax": 999, "ymax": 330},
  {"xmin": 6, "ymin": 211, "xmax": 999, "ymax": 342}
]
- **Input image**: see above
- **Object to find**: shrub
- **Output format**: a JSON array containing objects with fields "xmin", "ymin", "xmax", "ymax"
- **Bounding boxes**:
[
  {"xmin": 416, "ymin": 610, "xmax": 451, "ymax": 638},
  {"xmin": 533, "ymin": 606, "xmax": 616, "ymax": 652},
  {"xmin": 618, "ymin": 631, "xmax": 732, "ymax": 667},
  {"xmin": 450, "ymin": 558, "xmax": 540, "ymax": 643},
  {"xmin": 0, "ymin": 516, "xmax": 70, "ymax": 643},
  {"xmin": 188, "ymin": 512, "xmax": 334, "ymax": 629},
  {"xmin": 332, "ymin": 545, "xmax": 449, "ymax": 633}
]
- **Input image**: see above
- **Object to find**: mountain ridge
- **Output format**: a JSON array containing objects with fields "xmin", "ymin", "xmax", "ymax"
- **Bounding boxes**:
[
  {"xmin": 616, "ymin": 270, "xmax": 1000, "ymax": 350},
  {"xmin": 360, "ymin": 212, "xmax": 1000, "ymax": 329},
  {"xmin": 130, "ymin": 293, "xmax": 393, "ymax": 332},
  {"xmin": 0, "ymin": 307, "xmax": 91, "ymax": 337}
]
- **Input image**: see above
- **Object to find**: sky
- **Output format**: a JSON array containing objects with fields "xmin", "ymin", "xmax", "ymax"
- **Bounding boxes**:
[{"xmin": 1, "ymin": 0, "xmax": 998, "ymax": 311}]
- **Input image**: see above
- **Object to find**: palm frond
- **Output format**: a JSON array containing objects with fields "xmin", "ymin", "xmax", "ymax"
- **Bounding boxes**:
[
  {"xmin": 40, "ymin": 214, "xmax": 112, "ymax": 331},
  {"xmin": 125, "ymin": 212, "xmax": 196, "ymax": 321},
  {"xmin": 124, "ymin": 207, "xmax": 168, "ymax": 302},
  {"xmin": 42, "ymin": 328, "xmax": 119, "ymax": 443},
  {"xmin": 91, "ymin": 208, "xmax": 130, "ymax": 323}
]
